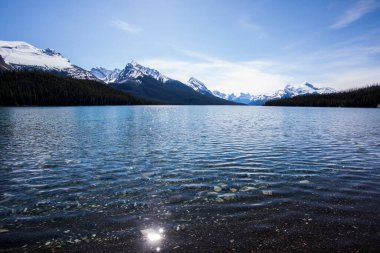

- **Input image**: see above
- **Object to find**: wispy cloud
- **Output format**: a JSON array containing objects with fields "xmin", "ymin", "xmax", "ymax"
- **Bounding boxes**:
[
  {"xmin": 238, "ymin": 17, "xmax": 266, "ymax": 38},
  {"xmin": 323, "ymin": 66, "xmax": 380, "ymax": 89},
  {"xmin": 137, "ymin": 50, "xmax": 291, "ymax": 95},
  {"xmin": 238, "ymin": 18, "xmax": 262, "ymax": 31},
  {"xmin": 277, "ymin": 39, "xmax": 380, "ymax": 90},
  {"xmin": 110, "ymin": 20, "xmax": 141, "ymax": 33},
  {"xmin": 331, "ymin": 0, "xmax": 380, "ymax": 29}
]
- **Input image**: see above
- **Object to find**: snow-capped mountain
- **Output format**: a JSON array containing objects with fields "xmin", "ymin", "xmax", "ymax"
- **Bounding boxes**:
[
  {"xmin": 186, "ymin": 77, "xmax": 213, "ymax": 95},
  {"xmin": 279, "ymin": 82, "xmax": 336, "ymax": 98},
  {"xmin": 231, "ymin": 93, "xmax": 255, "ymax": 104},
  {"xmin": 250, "ymin": 82, "xmax": 336, "ymax": 104},
  {"xmin": 108, "ymin": 63, "xmax": 235, "ymax": 105},
  {"xmin": 211, "ymin": 91, "xmax": 256, "ymax": 104},
  {"xmin": 115, "ymin": 61, "xmax": 170, "ymax": 84},
  {"xmin": 0, "ymin": 40, "xmax": 98, "ymax": 80},
  {"xmin": 249, "ymin": 94, "xmax": 273, "ymax": 105},
  {"xmin": 212, "ymin": 82, "xmax": 336, "ymax": 105},
  {"xmin": 90, "ymin": 67, "xmax": 121, "ymax": 83}
]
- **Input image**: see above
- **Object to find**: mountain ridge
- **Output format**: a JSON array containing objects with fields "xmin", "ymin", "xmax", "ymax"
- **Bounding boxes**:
[
  {"xmin": 90, "ymin": 67, "xmax": 121, "ymax": 83},
  {"xmin": 186, "ymin": 77, "xmax": 213, "ymax": 96}
]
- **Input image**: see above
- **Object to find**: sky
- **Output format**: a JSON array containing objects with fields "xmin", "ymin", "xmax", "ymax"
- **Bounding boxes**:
[{"xmin": 1, "ymin": 0, "xmax": 380, "ymax": 95}]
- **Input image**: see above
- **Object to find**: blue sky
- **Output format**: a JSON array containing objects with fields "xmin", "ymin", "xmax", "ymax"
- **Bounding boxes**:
[{"xmin": 1, "ymin": 0, "xmax": 380, "ymax": 94}]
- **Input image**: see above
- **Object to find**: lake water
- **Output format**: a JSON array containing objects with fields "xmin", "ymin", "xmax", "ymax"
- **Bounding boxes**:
[{"xmin": 0, "ymin": 106, "xmax": 379, "ymax": 252}]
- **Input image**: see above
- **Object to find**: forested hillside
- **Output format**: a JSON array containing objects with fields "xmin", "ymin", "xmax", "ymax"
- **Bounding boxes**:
[
  {"xmin": 264, "ymin": 85, "xmax": 380, "ymax": 108},
  {"xmin": 0, "ymin": 71, "xmax": 157, "ymax": 106}
]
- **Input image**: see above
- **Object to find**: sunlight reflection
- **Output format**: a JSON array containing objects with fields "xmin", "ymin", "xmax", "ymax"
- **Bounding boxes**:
[
  {"xmin": 141, "ymin": 227, "xmax": 165, "ymax": 244},
  {"xmin": 147, "ymin": 231, "xmax": 162, "ymax": 242}
]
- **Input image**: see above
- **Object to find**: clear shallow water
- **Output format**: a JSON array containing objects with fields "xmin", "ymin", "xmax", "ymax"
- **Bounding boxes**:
[{"xmin": 0, "ymin": 106, "xmax": 379, "ymax": 252}]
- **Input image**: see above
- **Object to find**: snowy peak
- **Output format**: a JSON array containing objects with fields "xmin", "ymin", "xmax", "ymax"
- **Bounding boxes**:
[
  {"xmin": 42, "ymin": 48, "xmax": 62, "ymax": 57},
  {"xmin": 213, "ymin": 91, "xmax": 255, "ymax": 104},
  {"xmin": 90, "ymin": 67, "xmax": 121, "ymax": 83},
  {"xmin": 0, "ymin": 40, "xmax": 98, "ymax": 81},
  {"xmin": 283, "ymin": 82, "xmax": 335, "ymax": 98},
  {"xmin": 128, "ymin": 61, "xmax": 170, "ymax": 82},
  {"xmin": 0, "ymin": 40, "xmax": 72, "ymax": 69},
  {"xmin": 233, "ymin": 92, "xmax": 255, "ymax": 104},
  {"xmin": 115, "ymin": 61, "xmax": 170, "ymax": 83},
  {"xmin": 186, "ymin": 77, "xmax": 213, "ymax": 95},
  {"xmin": 251, "ymin": 82, "xmax": 336, "ymax": 104}
]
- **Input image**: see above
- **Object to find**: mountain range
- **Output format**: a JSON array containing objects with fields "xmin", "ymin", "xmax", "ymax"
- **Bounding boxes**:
[
  {"xmin": 0, "ymin": 40, "xmax": 335, "ymax": 105},
  {"xmin": 91, "ymin": 62, "xmax": 235, "ymax": 105},
  {"xmin": 211, "ymin": 82, "xmax": 336, "ymax": 105},
  {"xmin": 178, "ymin": 76, "xmax": 335, "ymax": 105}
]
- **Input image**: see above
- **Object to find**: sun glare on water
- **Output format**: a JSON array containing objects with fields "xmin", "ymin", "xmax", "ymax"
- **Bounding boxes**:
[{"xmin": 141, "ymin": 227, "xmax": 165, "ymax": 250}]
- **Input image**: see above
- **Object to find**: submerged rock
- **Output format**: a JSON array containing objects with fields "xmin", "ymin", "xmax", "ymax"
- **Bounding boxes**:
[
  {"xmin": 218, "ymin": 183, "xmax": 228, "ymax": 188},
  {"xmin": 230, "ymin": 188, "xmax": 238, "ymax": 193},
  {"xmin": 221, "ymin": 194, "xmax": 236, "ymax": 201},
  {"xmin": 299, "ymin": 180, "xmax": 310, "ymax": 184},
  {"xmin": 169, "ymin": 194, "xmax": 188, "ymax": 203},
  {"xmin": 176, "ymin": 224, "xmax": 186, "ymax": 231},
  {"xmin": 0, "ymin": 228, "xmax": 9, "ymax": 233},
  {"xmin": 142, "ymin": 172, "xmax": 155, "ymax": 177},
  {"xmin": 213, "ymin": 186, "xmax": 222, "ymax": 192},
  {"xmin": 215, "ymin": 197, "xmax": 224, "ymax": 203},
  {"xmin": 240, "ymin": 186, "xmax": 256, "ymax": 192},
  {"xmin": 262, "ymin": 190, "xmax": 273, "ymax": 195}
]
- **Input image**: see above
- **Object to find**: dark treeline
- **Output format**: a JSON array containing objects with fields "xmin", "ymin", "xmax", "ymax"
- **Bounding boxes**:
[
  {"xmin": 0, "ymin": 71, "xmax": 158, "ymax": 106},
  {"xmin": 264, "ymin": 84, "xmax": 380, "ymax": 108}
]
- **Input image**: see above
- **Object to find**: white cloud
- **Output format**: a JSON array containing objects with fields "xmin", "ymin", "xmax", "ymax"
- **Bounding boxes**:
[
  {"xmin": 238, "ymin": 17, "xmax": 266, "ymax": 39},
  {"xmin": 238, "ymin": 18, "xmax": 262, "ymax": 31},
  {"xmin": 322, "ymin": 67, "xmax": 380, "ymax": 90},
  {"xmin": 277, "ymin": 42, "xmax": 380, "ymax": 90},
  {"xmin": 137, "ymin": 51, "xmax": 292, "ymax": 95},
  {"xmin": 110, "ymin": 20, "xmax": 141, "ymax": 33},
  {"xmin": 302, "ymin": 45, "xmax": 380, "ymax": 68},
  {"xmin": 331, "ymin": 0, "xmax": 380, "ymax": 29}
]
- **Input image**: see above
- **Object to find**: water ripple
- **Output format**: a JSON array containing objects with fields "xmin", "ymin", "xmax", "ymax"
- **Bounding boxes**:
[{"xmin": 0, "ymin": 106, "xmax": 379, "ymax": 252}]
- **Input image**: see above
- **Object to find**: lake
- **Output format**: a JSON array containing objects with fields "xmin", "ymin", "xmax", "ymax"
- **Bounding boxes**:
[{"xmin": 0, "ymin": 106, "xmax": 379, "ymax": 252}]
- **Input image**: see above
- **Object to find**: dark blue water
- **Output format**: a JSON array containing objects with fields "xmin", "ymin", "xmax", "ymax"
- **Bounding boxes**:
[{"xmin": 0, "ymin": 106, "xmax": 379, "ymax": 252}]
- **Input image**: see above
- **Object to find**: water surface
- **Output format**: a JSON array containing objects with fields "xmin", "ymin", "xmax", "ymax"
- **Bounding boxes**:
[{"xmin": 0, "ymin": 106, "xmax": 379, "ymax": 252}]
